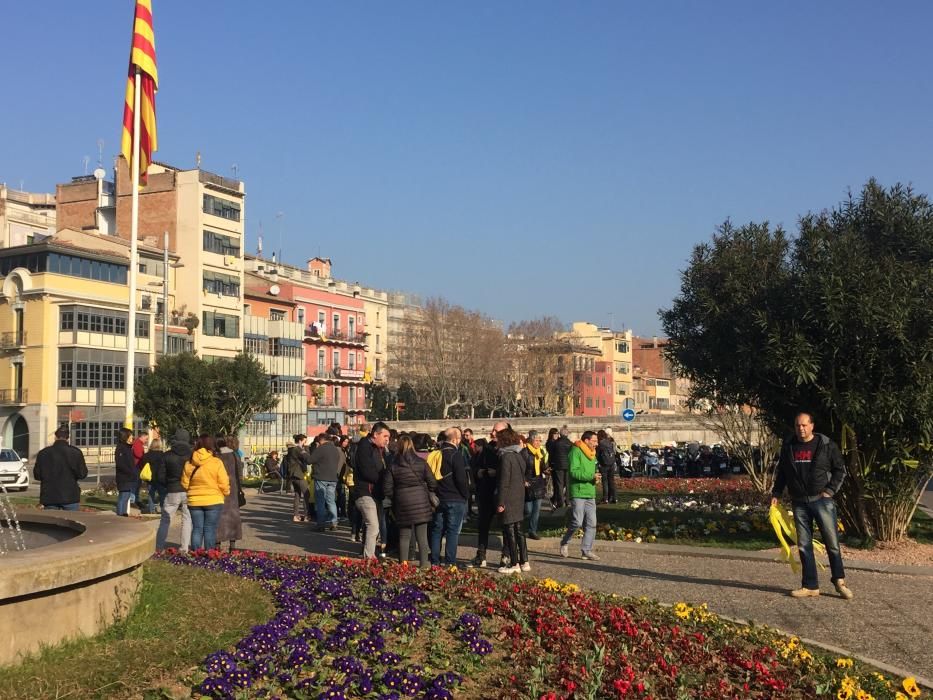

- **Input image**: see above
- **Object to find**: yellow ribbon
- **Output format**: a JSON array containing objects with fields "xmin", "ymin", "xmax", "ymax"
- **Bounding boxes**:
[{"xmin": 768, "ymin": 504, "xmax": 826, "ymax": 572}]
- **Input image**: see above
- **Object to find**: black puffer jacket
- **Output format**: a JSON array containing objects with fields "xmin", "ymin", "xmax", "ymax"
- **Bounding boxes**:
[
  {"xmin": 115, "ymin": 442, "xmax": 138, "ymax": 491},
  {"xmin": 772, "ymin": 433, "xmax": 846, "ymax": 502},
  {"xmin": 436, "ymin": 442, "xmax": 470, "ymax": 503},
  {"xmin": 471, "ymin": 440, "xmax": 499, "ymax": 501},
  {"xmin": 383, "ymin": 451, "xmax": 437, "ymax": 527},
  {"xmin": 597, "ymin": 438, "xmax": 616, "ymax": 470},
  {"xmin": 33, "ymin": 439, "xmax": 88, "ymax": 506},
  {"xmin": 352, "ymin": 437, "xmax": 386, "ymax": 500},
  {"xmin": 547, "ymin": 436, "xmax": 573, "ymax": 471},
  {"xmin": 161, "ymin": 429, "xmax": 192, "ymax": 494}
]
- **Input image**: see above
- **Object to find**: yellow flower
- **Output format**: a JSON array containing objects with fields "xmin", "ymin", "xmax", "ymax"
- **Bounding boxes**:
[
  {"xmin": 797, "ymin": 650, "xmax": 813, "ymax": 664},
  {"xmin": 838, "ymin": 688, "xmax": 853, "ymax": 700},
  {"xmin": 540, "ymin": 578, "xmax": 561, "ymax": 591},
  {"xmin": 673, "ymin": 602, "xmax": 692, "ymax": 619},
  {"xmin": 837, "ymin": 658, "xmax": 854, "ymax": 668},
  {"xmin": 856, "ymin": 691, "xmax": 874, "ymax": 700},
  {"xmin": 561, "ymin": 583, "xmax": 580, "ymax": 594},
  {"xmin": 902, "ymin": 677, "xmax": 921, "ymax": 698},
  {"xmin": 896, "ymin": 692, "xmax": 909, "ymax": 700}
]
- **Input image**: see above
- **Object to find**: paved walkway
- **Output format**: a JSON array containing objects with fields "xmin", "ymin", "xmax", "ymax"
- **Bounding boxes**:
[{"xmin": 157, "ymin": 490, "xmax": 933, "ymax": 684}]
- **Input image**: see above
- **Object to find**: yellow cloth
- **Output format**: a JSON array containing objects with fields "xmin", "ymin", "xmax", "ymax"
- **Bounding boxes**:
[
  {"xmin": 525, "ymin": 443, "xmax": 545, "ymax": 476},
  {"xmin": 768, "ymin": 504, "xmax": 826, "ymax": 572},
  {"xmin": 574, "ymin": 439, "xmax": 596, "ymax": 461},
  {"xmin": 139, "ymin": 462, "xmax": 152, "ymax": 482},
  {"xmin": 182, "ymin": 448, "xmax": 230, "ymax": 506}
]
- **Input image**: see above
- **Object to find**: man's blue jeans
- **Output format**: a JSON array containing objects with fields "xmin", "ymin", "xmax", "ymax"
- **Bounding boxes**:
[
  {"xmin": 189, "ymin": 504, "xmax": 224, "ymax": 550},
  {"xmin": 314, "ymin": 480, "xmax": 338, "ymax": 527},
  {"xmin": 430, "ymin": 500, "xmax": 467, "ymax": 565},
  {"xmin": 524, "ymin": 498, "xmax": 542, "ymax": 535},
  {"xmin": 44, "ymin": 503, "xmax": 80, "ymax": 511},
  {"xmin": 793, "ymin": 497, "xmax": 846, "ymax": 590},
  {"xmin": 116, "ymin": 490, "xmax": 134, "ymax": 516},
  {"xmin": 560, "ymin": 497, "xmax": 597, "ymax": 554},
  {"xmin": 147, "ymin": 482, "xmax": 167, "ymax": 513}
]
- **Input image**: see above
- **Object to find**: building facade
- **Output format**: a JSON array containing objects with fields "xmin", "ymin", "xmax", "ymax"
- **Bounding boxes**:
[
  {"xmin": 0, "ymin": 185, "xmax": 56, "ymax": 248},
  {"xmin": 569, "ymin": 322, "xmax": 634, "ymax": 415}
]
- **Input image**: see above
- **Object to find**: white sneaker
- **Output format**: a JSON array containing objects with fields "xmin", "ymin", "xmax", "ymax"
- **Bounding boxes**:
[
  {"xmin": 498, "ymin": 564, "xmax": 521, "ymax": 575},
  {"xmin": 581, "ymin": 551, "xmax": 601, "ymax": 561},
  {"xmin": 559, "ymin": 543, "xmax": 569, "ymax": 558},
  {"xmin": 520, "ymin": 562, "xmax": 531, "ymax": 572}
]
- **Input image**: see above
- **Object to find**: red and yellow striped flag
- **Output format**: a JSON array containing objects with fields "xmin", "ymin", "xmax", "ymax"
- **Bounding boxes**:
[{"xmin": 121, "ymin": 0, "xmax": 158, "ymax": 185}]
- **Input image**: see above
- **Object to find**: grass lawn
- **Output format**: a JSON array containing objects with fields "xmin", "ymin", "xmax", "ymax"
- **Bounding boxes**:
[{"xmin": 0, "ymin": 560, "xmax": 274, "ymax": 700}]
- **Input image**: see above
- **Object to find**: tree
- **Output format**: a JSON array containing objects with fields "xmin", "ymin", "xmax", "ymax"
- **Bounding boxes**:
[
  {"xmin": 661, "ymin": 181, "xmax": 933, "ymax": 542},
  {"xmin": 136, "ymin": 352, "xmax": 276, "ymax": 438},
  {"xmin": 698, "ymin": 406, "xmax": 781, "ymax": 494}
]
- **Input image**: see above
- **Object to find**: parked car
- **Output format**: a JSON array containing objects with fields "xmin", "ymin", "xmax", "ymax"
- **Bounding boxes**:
[{"xmin": 0, "ymin": 448, "xmax": 29, "ymax": 492}]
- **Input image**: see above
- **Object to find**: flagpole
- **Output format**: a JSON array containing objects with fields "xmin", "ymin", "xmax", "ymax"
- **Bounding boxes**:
[{"xmin": 125, "ymin": 66, "xmax": 141, "ymax": 430}]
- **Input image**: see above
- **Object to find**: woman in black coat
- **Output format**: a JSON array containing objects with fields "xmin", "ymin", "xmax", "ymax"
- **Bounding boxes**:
[
  {"xmin": 521, "ymin": 430, "xmax": 549, "ymax": 540},
  {"xmin": 382, "ymin": 435, "xmax": 437, "ymax": 568},
  {"xmin": 496, "ymin": 428, "xmax": 529, "ymax": 574},
  {"xmin": 115, "ymin": 427, "xmax": 137, "ymax": 516},
  {"xmin": 141, "ymin": 438, "xmax": 166, "ymax": 514}
]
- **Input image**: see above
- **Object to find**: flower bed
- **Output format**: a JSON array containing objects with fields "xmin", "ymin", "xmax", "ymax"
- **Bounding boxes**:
[
  {"xmin": 619, "ymin": 477, "xmax": 761, "ymax": 502},
  {"xmin": 157, "ymin": 551, "xmax": 925, "ymax": 699}
]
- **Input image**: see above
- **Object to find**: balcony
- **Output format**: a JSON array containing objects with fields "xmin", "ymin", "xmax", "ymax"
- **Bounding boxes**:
[
  {"xmin": 303, "ymin": 326, "xmax": 367, "ymax": 347},
  {"xmin": 0, "ymin": 331, "xmax": 26, "ymax": 349},
  {"xmin": 0, "ymin": 388, "xmax": 27, "ymax": 404},
  {"xmin": 305, "ymin": 367, "xmax": 368, "ymax": 383}
]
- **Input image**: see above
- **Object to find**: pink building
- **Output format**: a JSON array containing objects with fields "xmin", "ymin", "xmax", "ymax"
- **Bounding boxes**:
[{"xmin": 574, "ymin": 358, "xmax": 613, "ymax": 417}]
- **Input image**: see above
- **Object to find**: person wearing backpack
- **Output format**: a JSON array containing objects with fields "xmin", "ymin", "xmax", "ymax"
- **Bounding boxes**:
[{"xmin": 429, "ymin": 428, "xmax": 471, "ymax": 566}]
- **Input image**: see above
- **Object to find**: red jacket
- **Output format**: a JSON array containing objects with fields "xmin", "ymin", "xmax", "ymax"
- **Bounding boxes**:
[{"xmin": 132, "ymin": 438, "xmax": 146, "ymax": 468}]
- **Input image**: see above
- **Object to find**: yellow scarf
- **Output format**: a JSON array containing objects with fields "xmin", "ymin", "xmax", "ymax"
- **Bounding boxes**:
[
  {"xmin": 526, "ymin": 443, "xmax": 545, "ymax": 476},
  {"xmin": 574, "ymin": 440, "xmax": 596, "ymax": 461}
]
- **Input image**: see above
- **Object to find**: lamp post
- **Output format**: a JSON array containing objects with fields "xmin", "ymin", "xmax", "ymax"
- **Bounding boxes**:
[{"xmin": 155, "ymin": 231, "xmax": 184, "ymax": 356}]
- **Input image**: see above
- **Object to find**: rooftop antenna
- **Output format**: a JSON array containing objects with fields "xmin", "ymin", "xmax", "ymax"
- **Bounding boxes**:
[
  {"xmin": 83, "ymin": 156, "xmax": 90, "ymax": 175},
  {"xmin": 231, "ymin": 164, "xmax": 239, "ymax": 179},
  {"xmin": 257, "ymin": 220, "xmax": 264, "ymax": 257},
  {"xmin": 97, "ymin": 139, "xmax": 104, "ymax": 168},
  {"xmin": 275, "ymin": 211, "xmax": 284, "ymax": 263},
  {"xmin": 196, "ymin": 151, "xmax": 202, "ymax": 168}
]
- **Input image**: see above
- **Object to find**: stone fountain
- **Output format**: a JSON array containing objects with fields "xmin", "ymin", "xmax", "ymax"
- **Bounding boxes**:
[{"xmin": 0, "ymin": 485, "xmax": 155, "ymax": 667}]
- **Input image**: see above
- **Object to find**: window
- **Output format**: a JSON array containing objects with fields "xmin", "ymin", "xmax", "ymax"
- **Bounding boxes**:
[
  {"xmin": 61, "ymin": 306, "xmax": 133, "ymax": 337},
  {"xmin": 297, "ymin": 308, "xmax": 305, "ymax": 325},
  {"xmin": 202, "ymin": 230, "xmax": 240, "ymax": 256},
  {"xmin": 269, "ymin": 309, "xmax": 286, "ymax": 321},
  {"xmin": 318, "ymin": 311, "xmax": 325, "ymax": 325},
  {"xmin": 76, "ymin": 363, "xmax": 89, "ymax": 388},
  {"xmin": 348, "ymin": 353, "xmax": 355, "ymax": 370},
  {"xmin": 586, "ymin": 397, "xmax": 593, "ymax": 408},
  {"xmin": 202, "ymin": 311, "xmax": 240, "ymax": 338},
  {"xmin": 101, "ymin": 365, "xmax": 114, "ymax": 389},
  {"xmin": 334, "ymin": 386, "xmax": 341, "ymax": 406},
  {"xmin": 317, "ymin": 349, "xmax": 325, "ymax": 371},
  {"xmin": 136, "ymin": 318, "xmax": 150, "ymax": 338},
  {"xmin": 269, "ymin": 339, "xmax": 301, "ymax": 358},
  {"xmin": 59, "ymin": 363, "xmax": 73, "ymax": 388},
  {"xmin": 615, "ymin": 362, "xmax": 630, "ymax": 375},
  {"xmin": 348, "ymin": 316, "xmax": 355, "ymax": 338},
  {"xmin": 616, "ymin": 341, "xmax": 630, "ymax": 354},
  {"xmin": 60, "ymin": 311, "xmax": 74, "ymax": 331},
  {"xmin": 332, "ymin": 349, "xmax": 340, "ymax": 369},
  {"xmin": 332, "ymin": 313, "xmax": 340, "ymax": 334},
  {"xmin": 244, "ymin": 336, "xmax": 265, "ymax": 355},
  {"xmin": 202, "ymin": 194, "xmax": 241, "ymax": 221},
  {"xmin": 138, "ymin": 260, "xmax": 165, "ymax": 277},
  {"xmin": 375, "ymin": 334, "xmax": 381, "ymax": 352},
  {"xmin": 202, "ymin": 272, "xmax": 241, "ymax": 298}
]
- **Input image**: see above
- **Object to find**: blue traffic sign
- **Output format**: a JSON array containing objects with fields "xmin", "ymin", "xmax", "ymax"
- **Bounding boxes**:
[{"xmin": 621, "ymin": 408, "xmax": 636, "ymax": 422}]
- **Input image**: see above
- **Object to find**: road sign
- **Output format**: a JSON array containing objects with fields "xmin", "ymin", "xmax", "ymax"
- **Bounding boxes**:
[{"xmin": 621, "ymin": 408, "xmax": 636, "ymax": 422}]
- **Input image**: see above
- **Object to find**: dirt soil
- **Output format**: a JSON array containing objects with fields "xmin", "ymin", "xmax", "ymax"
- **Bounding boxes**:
[{"xmin": 764, "ymin": 539, "xmax": 933, "ymax": 567}]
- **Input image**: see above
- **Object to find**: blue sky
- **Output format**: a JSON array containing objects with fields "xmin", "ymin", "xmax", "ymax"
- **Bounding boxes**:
[{"xmin": 3, "ymin": 2, "xmax": 933, "ymax": 335}]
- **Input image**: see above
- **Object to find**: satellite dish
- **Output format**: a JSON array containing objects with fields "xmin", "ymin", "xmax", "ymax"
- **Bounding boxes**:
[
  {"xmin": 93, "ymin": 167, "xmax": 106, "ymax": 181},
  {"xmin": 269, "ymin": 284, "xmax": 280, "ymax": 296}
]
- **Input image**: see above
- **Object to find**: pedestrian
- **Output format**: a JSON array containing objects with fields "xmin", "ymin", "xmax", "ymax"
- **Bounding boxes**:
[
  {"xmin": 310, "ymin": 433, "xmax": 344, "ymax": 531},
  {"xmin": 469, "ymin": 420, "xmax": 509, "ymax": 568},
  {"xmin": 596, "ymin": 429, "xmax": 618, "ymax": 504},
  {"xmin": 429, "ymin": 427, "xmax": 471, "ymax": 566},
  {"xmin": 155, "ymin": 428, "xmax": 192, "ymax": 552},
  {"xmin": 352, "ymin": 421, "xmax": 390, "ymax": 559},
  {"xmin": 383, "ymin": 434, "xmax": 437, "ymax": 568},
  {"xmin": 263, "ymin": 450, "xmax": 283, "ymax": 480},
  {"xmin": 771, "ymin": 412, "xmax": 853, "ymax": 600},
  {"xmin": 216, "ymin": 435, "xmax": 243, "ymax": 552},
  {"xmin": 286, "ymin": 434, "xmax": 313, "ymax": 523},
  {"xmin": 131, "ymin": 430, "xmax": 148, "ymax": 508},
  {"xmin": 33, "ymin": 424, "xmax": 87, "ymax": 511},
  {"xmin": 547, "ymin": 426, "xmax": 573, "ymax": 508},
  {"xmin": 182, "ymin": 435, "xmax": 230, "ymax": 551},
  {"xmin": 559, "ymin": 430, "xmax": 600, "ymax": 561},
  {"xmin": 336, "ymin": 434, "xmax": 350, "ymax": 518},
  {"xmin": 521, "ymin": 430, "xmax": 548, "ymax": 540},
  {"xmin": 115, "ymin": 427, "xmax": 138, "ymax": 516},
  {"xmin": 496, "ymin": 428, "xmax": 530, "ymax": 573},
  {"xmin": 141, "ymin": 438, "xmax": 167, "ymax": 514}
]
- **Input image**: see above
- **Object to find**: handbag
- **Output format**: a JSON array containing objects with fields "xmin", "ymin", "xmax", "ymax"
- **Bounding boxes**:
[
  {"xmin": 139, "ymin": 462, "xmax": 152, "ymax": 482},
  {"xmin": 237, "ymin": 488, "xmax": 246, "ymax": 507},
  {"xmin": 402, "ymin": 457, "xmax": 439, "ymax": 510}
]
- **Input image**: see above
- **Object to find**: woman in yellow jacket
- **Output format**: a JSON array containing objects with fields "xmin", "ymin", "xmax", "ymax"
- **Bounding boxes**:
[{"xmin": 181, "ymin": 435, "xmax": 230, "ymax": 550}]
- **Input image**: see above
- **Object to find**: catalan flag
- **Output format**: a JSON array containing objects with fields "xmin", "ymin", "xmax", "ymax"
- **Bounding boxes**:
[{"xmin": 121, "ymin": 0, "xmax": 158, "ymax": 185}]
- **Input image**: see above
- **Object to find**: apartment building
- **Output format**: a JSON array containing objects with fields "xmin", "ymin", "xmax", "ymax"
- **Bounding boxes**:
[
  {"xmin": 57, "ymin": 159, "xmax": 246, "ymax": 360},
  {"xmin": 0, "ymin": 184, "xmax": 56, "ymax": 248},
  {"xmin": 0, "ymin": 230, "xmax": 183, "ymax": 461},
  {"xmin": 631, "ymin": 335, "xmax": 692, "ymax": 413},
  {"xmin": 568, "ymin": 322, "xmax": 634, "ymax": 415}
]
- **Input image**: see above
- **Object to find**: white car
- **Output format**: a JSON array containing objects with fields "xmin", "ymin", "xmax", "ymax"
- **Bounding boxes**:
[{"xmin": 0, "ymin": 448, "xmax": 29, "ymax": 492}]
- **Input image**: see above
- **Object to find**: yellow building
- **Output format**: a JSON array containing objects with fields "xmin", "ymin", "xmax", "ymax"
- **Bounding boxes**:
[
  {"xmin": 0, "ymin": 231, "xmax": 185, "ymax": 462},
  {"xmin": 567, "ymin": 322, "xmax": 634, "ymax": 416}
]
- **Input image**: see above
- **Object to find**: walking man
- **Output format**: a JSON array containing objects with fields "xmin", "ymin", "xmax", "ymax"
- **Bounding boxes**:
[
  {"xmin": 311, "ymin": 433, "xmax": 345, "ymax": 531},
  {"xmin": 33, "ymin": 425, "xmax": 87, "ymax": 511},
  {"xmin": 470, "ymin": 420, "xmax": 509, "ymax": 567},
  {"xmin": 353, "ymin": 421, "xmax": 390, "ymax": 558},
  {"xmin": 771, "ymin": 412, "xmax": 853, "ymax": 599},
  {"xmin": 547, "ymin": 426, "xmax": 573, "ymax": 508},
  {"xmin": 597, "ymin": 428, "xmax": 618, "ymax": 504},
  {"xmin": 559, "ymin": 430, "xmax": 600, "ymax": 561}
]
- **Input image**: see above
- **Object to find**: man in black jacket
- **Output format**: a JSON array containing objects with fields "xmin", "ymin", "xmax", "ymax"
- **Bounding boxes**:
[
  {"xmin": 596, "ymin": 429, "xmax": 618, "ymax": 504},
  {"xmin": 352, "ymin": 421, "xmax": 390, "ymax": 558},
  {"xmin": 33, "ymin": 425, "xmax": 87, "ymax": 510},
  {"xmin": 156, "ymin": 428, "xmax": 193, "ymax": 551},
  {"xmin": 429, "ymin": 428, "xmax": 471, "ymax": 566},
  {"xmin": 469, "ymin": 420, "xmax": 509, "ymax": 568},
  {"xmin": 771, "ymin": 412, "xmax": 852, "ymax": 600},
  {"xmin": 547, "ymin": 427, "xmax": 573, "ymax": 508}
]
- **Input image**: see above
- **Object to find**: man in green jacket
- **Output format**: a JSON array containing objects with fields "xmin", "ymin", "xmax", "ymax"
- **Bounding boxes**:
[{"xmin": 559, "ymin": 430, "xmax": 600, "ymax": 561}]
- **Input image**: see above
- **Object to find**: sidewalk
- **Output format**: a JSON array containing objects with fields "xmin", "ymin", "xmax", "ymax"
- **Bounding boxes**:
[{"xmin": 158, "ymin": 490, "xmax": 933, "ymax": 684}]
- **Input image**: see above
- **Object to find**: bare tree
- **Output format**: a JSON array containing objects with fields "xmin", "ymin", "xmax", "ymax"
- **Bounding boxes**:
[{"xmin": 698, "ymin": 405, "xmax": 781, "ymax": 493}]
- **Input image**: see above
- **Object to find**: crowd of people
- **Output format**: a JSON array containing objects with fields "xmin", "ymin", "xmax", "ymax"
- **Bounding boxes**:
[{"xmin": 251, "ymin": 421, "xmax": 618, "ymax": 573}]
